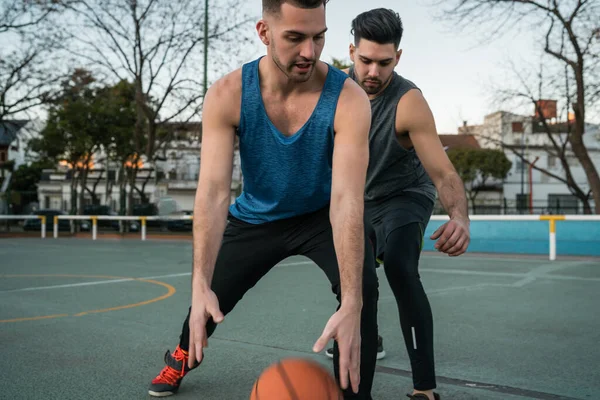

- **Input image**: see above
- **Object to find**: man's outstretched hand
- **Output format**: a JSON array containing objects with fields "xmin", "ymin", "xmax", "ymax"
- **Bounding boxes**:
[
  {"xmin": 312, "ymin": 306, "xmax": 362, "ymax": 394},
  {"xmin": 187, "ymin": 288, "xmax": 225, "ymax": 369}
]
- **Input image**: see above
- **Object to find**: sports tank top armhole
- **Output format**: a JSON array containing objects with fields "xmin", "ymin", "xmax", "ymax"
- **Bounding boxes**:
[
  {"xmin": 238, "ymin": 58, "xmax": 261, "ymax": 137},
  {"xmin": 318, "ymin": 64, "xmax": 349, "ymax": 138}
]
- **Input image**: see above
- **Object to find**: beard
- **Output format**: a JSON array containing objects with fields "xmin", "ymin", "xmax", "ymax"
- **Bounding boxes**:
[
  {"xmin": 361, "ymin": 78, "xmax": 383, "ymax": 94},
  {"xmin": 361, "ymin": 72, "xmax": 393, "ymax": 95},
  {"xmin": 272, "ymin": 46, "xmax": 315, "ymax": 83}
]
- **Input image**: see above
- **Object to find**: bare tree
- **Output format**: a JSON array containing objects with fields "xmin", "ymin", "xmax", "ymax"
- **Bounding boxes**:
[
  {"xmin": 437, "ymin": 0, "xmax": 600, "ymax": 213},
  {"xmin": 0, "ymin": 0, "xmax": 63, "ymax": 33},
  {"xmin": 489, "ymin": 63, "xmax": 596, "ymax": 213},
  {"xmin": 60, "ymin": 0, "xmax": 255, "ymax": 213},
  {"xmin": 0, "ymin": 0, "xmax": 68, "ymax": 122}
]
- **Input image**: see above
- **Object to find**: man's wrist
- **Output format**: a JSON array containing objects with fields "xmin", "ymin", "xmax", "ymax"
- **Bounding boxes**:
[
  {"xmin": 450, "ymin": 213, "xmax": 470, "ymax": 225},
  {"xmin": 192, "ymin": 270, "xmax": 211, "ymax": 294},
  {"xmin": 339, "ymin": 294, "xmax": 363, "ymax": 313}
]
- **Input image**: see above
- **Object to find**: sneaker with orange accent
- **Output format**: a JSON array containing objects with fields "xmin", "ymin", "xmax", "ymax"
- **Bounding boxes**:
[{"xmin": 148, "ymin": 345, "xmax": 198, "ymax": 397}]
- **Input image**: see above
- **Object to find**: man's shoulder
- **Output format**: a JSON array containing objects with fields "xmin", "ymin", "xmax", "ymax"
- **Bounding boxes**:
[
  {"xmin": 211, "ymin": 68, "xmax": 243, "ymax": 100},
  {"xmin": 338, "ymin": 76, "xmax": 369, "ymax": 108},
  {"xmin": 203, "ymin": 68, "xmax": 243, "ymax": 124}
]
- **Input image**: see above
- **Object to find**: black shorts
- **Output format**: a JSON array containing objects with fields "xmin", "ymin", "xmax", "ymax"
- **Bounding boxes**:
[{"xmin": 365, "ymin": 191, "xmax": 435, "ymax": 261}]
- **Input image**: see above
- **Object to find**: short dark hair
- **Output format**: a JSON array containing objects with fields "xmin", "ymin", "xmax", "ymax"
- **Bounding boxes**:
[
  {"xmin": 351, "ymin": 8, "xmax": 403, "ymax": 49},
  {"xmin": 262, "ymin": 0, "xmax": 329, "ymax": 15}
]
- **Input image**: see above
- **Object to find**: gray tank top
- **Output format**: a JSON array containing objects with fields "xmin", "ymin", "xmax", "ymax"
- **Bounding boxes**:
[{"xmin": 349, "ymin": 67, "xmax": 437, "ymax": 204}]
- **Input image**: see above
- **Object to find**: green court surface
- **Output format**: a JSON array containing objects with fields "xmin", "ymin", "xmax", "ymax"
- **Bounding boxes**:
[{"xmin": 1, "ymin": 238, "xmax": 599, "ymax": 400}]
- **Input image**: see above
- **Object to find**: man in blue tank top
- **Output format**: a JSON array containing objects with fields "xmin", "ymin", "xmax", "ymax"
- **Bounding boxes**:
[
  {"xmin": 148, "ymin": 1, "xmax": 380, "ymax": 399},
  {"xmin": 327, "ymin": 8, "xmax": 471, "ymax": 400}
]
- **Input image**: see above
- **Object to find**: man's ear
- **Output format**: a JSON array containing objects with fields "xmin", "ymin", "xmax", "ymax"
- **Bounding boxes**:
[
  {"xmin": 395, "ymin": 49, "xmax": 402, "ymax": 66},
  {"xmin": 349, "ymin": 43, "xmax": 356, "ymax": 62},
  {"xmin": 256, "ymin": 19, "xmax": 270, "ymax": 46}
]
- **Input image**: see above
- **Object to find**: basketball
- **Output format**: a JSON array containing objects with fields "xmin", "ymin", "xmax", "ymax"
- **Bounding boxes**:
[{"xmin": 249, "ymin": 358, "xmax": 342, "ymax": 400}]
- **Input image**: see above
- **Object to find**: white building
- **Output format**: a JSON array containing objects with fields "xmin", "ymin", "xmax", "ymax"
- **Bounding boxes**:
[
  {"xmin": 35, "ymin": 121, "xmax": 242, "ymax": 215},
  {"xmin": 460, "ymin": 109, "xmax": 600, "ymax": 214},
  {"xmin": 0, "ymin": 119, "xmax": 43, "ymax": 213},
  {"xmin": 436, "ymin": 134, "xmax": 505, "ymax": 214}
]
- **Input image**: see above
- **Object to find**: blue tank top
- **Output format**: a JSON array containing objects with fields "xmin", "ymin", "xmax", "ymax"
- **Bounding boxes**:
[{"xmin": 228, "ymin": 57, "xmax": 348, "ymax": 224}]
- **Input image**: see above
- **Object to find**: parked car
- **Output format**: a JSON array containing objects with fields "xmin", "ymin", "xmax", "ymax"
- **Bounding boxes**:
[
  {"xmin": 80, "ymin": 205, "xmax": 139, "ymax": 232},
  {"xmin": 167, "ymin": 210, "xmax": 193, "ymax": 232},
  {"xmin": 23, "ymin": 209, "xmax": 71, "ymax": 232},
  {"xmin": 132, "ymin": 203, "xmax": 160, "ymax": 228}
]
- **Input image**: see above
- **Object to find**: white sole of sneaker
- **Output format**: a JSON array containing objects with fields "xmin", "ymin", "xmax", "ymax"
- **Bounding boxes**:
[{"xmin": 148, "ymin": 390, "xmax": 176, "ymax": 397}]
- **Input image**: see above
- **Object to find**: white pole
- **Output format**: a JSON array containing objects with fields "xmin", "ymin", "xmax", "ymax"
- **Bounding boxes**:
[
  {"xmin": 141, "ymin": 217, "xmax": 147, "ymax": 241},
  {"xmin": 549, "ymin": 219, "xmax": 557, "ymax": 261},
  {"xmin": 53, "ymin": 216, "xmax": 58, "ymax": 239},
  {"xmin": 549, "ymin": 231, "xmax": 556, "ymax": 261},
  {"xmin": 41, "ymin": 216, "xmax": 46, "ymax": 239},
  {"xmin": 92, "ymin": 217, "xmax": 97, "ymax": 240}
]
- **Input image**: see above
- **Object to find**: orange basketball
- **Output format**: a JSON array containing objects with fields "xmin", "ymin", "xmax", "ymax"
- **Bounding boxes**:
[{"xmin": 249, "ymin": 358, "xmax": 342, "ymax": 400}]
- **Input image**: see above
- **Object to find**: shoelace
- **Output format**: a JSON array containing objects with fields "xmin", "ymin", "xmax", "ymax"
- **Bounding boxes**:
[
  {"xmin": 157, "ymin": 348, "xmax": 188, "ymax": 385},
  {"xmin": 157, "ymin": 365, "xmax": 182, "ymax": 386},
  {"xmin": 171, "ymin": 348, "xmax": 190, "ymax": 375}
]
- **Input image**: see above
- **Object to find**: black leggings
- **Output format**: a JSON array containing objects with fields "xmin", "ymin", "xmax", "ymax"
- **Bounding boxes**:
[
  {"xmin": 382, "ymin": 222, "xmax": 436, "ymax": 391},
  {"xmin": 178, "ymin": 207, "xmax": 379, "ymax": 399}
]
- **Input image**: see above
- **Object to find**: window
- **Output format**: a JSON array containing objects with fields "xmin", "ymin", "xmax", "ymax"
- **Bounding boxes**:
[
  {"xmin": 516, "ymin": 194, "xmax": 530, "ymax": 213},
  {"xmin": 548, "ymin": 194, "xmax": 579, "ymax": 214},
  {"xmin": 547, "ymin": 155, "xmax": 556, "ymax": 168},
  {"xmin": 566, "ymin": 155, "xmax": 578, "ymax": 167},
  {"xmin": 512, "ymin": 122, "xmax": 524, "ymax": 133},
  {"xmin": 515, "ymin": 159, "xmax": 524, "ymax": 171}
]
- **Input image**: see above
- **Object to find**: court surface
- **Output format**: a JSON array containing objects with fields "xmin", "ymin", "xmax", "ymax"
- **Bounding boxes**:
[{"xmin": 1, "ymin": 238, "xmax": 599, "ymax": 400}]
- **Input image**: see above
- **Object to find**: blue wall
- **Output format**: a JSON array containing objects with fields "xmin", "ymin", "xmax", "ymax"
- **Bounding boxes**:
[{"xmin": 422, "ymin": 220, "xmax": 600, "ymax": 257}]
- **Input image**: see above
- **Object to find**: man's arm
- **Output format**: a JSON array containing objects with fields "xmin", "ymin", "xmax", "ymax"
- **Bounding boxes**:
[
  {"xmin": 397, "ymin": 90, "xmax": 470, "ymax": 256},
  {"xmin": 398, "ymin": 90, "xmax": 468, "ymax": 221},
  {"xmin": 192, "ymin": 77, "xmax": 237, "ymax": 290},
  {"xmin": 187, "ymin": 73, "xmax": 239, "ymax": 366},
  {"xmin": 312, "ymin": 78, "xmax": 371, "ymax": 393},
  {"xmin": 330, "ymin": 79, "xmax": 371, "ymax": 308}
]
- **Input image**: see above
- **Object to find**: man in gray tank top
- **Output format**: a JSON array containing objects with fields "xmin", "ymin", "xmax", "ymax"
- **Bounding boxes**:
[{"xmin": 325, "ymin": 8, "xmax": 471, "ymax": 400}]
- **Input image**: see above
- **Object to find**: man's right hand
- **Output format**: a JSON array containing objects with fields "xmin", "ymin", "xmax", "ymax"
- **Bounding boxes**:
[
  {"xmin": 312, "ymin": 305, "xmax": 362, "ymax": 393},
  {"xmin": 187, "ymin": 288, "xmax": 225, "ymax": 369}
]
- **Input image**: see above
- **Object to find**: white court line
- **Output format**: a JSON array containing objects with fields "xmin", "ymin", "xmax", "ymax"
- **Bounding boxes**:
[
  {"xmin": 0, "ymin": 262, "xmax": 304, "ymax": 293},
  {"xmin": 3, "ymin": 260, "xmax": 598, "ymax": 294},
  {"xmin": 0, "ymin": 272, "xmax": 191, "ymax": 293},
  {"xmin": 420, "ymin": 267, "xmax": 600, "ymax": 283},
  {"xmin": 281, "ymin": 261, "xmax": 600, "ymax": 283}
]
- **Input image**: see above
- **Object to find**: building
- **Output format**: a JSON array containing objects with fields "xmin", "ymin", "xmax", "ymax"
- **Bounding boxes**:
[
  {"xmin": 0, "ymin": 119, "xmax": 43, "ymax": 213},
  {"xmin": 438, "ymin": 133, "xmax": 505, "ymax": 214},
  {"xmin": 36, "ymin": 121, "xmax": 242, "ymax": 215},
  {"xmin": 459, "ymin": 107, "xmax": 600, "ymax": 214}
]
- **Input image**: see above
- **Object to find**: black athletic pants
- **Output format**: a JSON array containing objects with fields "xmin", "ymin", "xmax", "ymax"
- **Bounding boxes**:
[
  {"xmin": 366, "ymin": 191, "xmax": 436, "ymax": 391},
  {"xmin": 178, "ymin": 206, "xmax": 379, "ymax": 399},
  {"xmin": 382, "ymin": 222, "xmax": 436, "ymax": 391}
]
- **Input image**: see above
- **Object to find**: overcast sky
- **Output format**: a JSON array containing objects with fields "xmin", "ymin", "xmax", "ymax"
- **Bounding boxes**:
[
  {"xmin": 1, "ymin": 0, "xmax": 575, "ymax": 133},
  {"xmin": 238, "ymin": 0, "xmax": 545, "ymax": 133}
]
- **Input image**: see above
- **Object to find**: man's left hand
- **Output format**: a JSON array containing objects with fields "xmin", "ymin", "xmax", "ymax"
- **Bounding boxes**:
[{"xmin": 430, "ymin": 217, "xmax": 470, "ymax": 256}]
